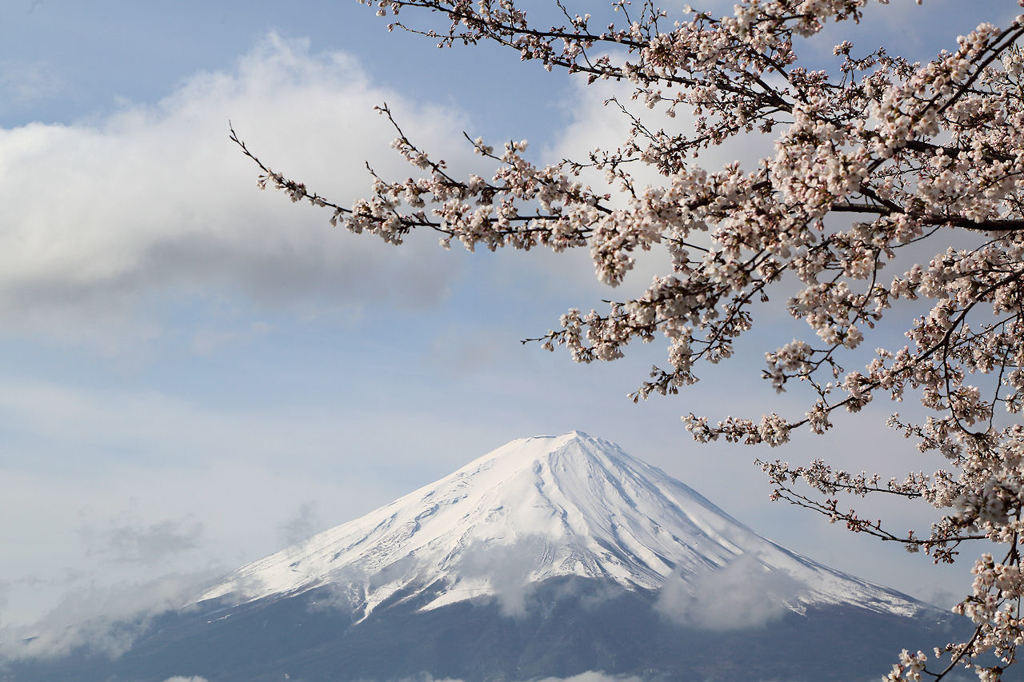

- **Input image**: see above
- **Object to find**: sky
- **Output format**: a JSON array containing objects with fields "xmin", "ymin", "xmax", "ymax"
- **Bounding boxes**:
[{"xmin": 0, "ymin": 0, "xmax": 1017, "ymax": 655}]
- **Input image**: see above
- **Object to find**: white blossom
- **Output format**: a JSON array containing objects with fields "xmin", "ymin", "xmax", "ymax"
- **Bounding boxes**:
[{"xmin": 236, "ymin": 2, "xmax": 1024, "ymax": 678}]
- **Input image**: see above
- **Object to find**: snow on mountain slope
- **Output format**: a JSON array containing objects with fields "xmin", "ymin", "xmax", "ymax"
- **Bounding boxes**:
[{"xmin": 199, "ymin": 431, "xmax": 925, "ymax": 619}]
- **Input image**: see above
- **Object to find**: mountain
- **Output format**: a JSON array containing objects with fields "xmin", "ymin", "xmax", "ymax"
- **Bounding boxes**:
[
  {"xmin": 201, "ymin": 430, "xmax": 923, "ymax": 621},
  {"xmin": 2, "ymin": 432, "xmax": 967, "ymax": 682}
]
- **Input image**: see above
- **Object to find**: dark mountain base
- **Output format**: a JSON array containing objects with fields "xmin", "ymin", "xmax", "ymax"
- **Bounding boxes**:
[{"xmin": 2, "ymin": 577, "xmax": 974, "ymax": 682}]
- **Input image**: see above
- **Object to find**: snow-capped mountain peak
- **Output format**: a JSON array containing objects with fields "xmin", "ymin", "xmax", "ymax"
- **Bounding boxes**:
[{"xmin": 199, "ymin": 431, "xmax": 924, "ymax": 619}]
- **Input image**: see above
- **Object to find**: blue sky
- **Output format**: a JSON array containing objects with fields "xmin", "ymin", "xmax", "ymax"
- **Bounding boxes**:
[{"xmin": 0, "ymin": 0, "xmax": 1014, "ymax": 650}]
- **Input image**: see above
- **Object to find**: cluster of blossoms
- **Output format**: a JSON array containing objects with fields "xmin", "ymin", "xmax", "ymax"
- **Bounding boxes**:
[{"xmin": 238, "ymin": 0, "xmax": 1024, "ymax": 678}]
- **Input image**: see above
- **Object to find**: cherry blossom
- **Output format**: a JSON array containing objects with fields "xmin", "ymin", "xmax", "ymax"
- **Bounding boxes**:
[{"xmin": 235, "ymin": 1, "xmax": 1024, "ymax": 678}]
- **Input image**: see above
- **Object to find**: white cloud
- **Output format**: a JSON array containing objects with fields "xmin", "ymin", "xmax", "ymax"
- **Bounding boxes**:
[
  {"xmin": 0, "ymin": 572, "xmax": 214, "ymax": 660},
  {"xmin": 163, "ymin": 677, "xmax": 209, "ymax": 682},
  {"xmin": 458, "ymin": 536, "xmax": 550, "ymax": 617},
  {"xmin": 532, "ymin": 673, "xmax": 643, "ymax": 682},
  {"xmin": 389, "ymin": 673, "xmax": 639, "ymax": 682},
  {"xmin": 656, "ymin": 554, "xmax": 801, "ymax": 631},
  {"xmin": 0, "ymin": 34, "xmax": 473, "ymax": 334},
  {"xmin": 544, "ymin": 64, "xmax": 775, "ymax": 191}
]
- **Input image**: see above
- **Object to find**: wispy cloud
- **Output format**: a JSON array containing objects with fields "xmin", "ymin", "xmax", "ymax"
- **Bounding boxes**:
[
  {"xmin": 0, "ymin": 60, "xmax": 62, "ymax": 109},
  {"xmin": 533, "ymin": 674, "xmax": 643, "ymax": 682},
  {"xmin": 278, "ymin": 501, "xmax": 326, "ymax": 546},
  {"xmin": 656, "ymin": 554, "xmax": 801, "ymax": 631},
  {"xmin": 458, "ymin": 536, "xmax": 550, "ymax": 617},
  {"xmin": 381, "ymin": 673, "xmax": 641, "ymax": 682},
  {"xmin": 0, "ymin": 571, "xmax": 215, "ymax": 660},
  {"xmin": 82, "ymin": 516, "xmax": 204, "ymax": 565}
]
